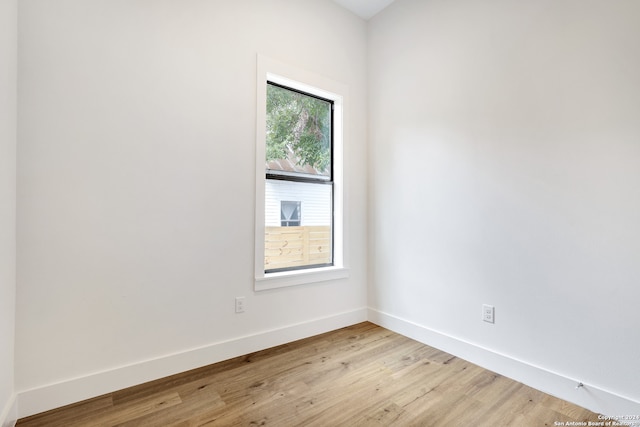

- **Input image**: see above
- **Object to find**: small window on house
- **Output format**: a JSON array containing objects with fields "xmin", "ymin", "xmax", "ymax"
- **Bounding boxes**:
[
  {"xmin": 281, "ymin": 201, "xmax": 301, "ymax": 226},
  {"xmin": 264, "ymin": 82, "xmax": 333, "ymax": 273}
]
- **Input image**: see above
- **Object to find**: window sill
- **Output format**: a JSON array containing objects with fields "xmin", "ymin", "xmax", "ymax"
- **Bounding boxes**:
[{"xmin": 255, "ymin": 266, "xmax": 349, "ymax": 291}]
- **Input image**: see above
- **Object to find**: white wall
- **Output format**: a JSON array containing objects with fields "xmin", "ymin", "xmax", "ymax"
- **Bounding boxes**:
[
  {"xmin": 369, "ymin": 0, "xmax": 640, "ymax": 415},
  {"xmin": 16, "ymin": 0, "xmax": 640, "ymax": 419},
  {"xmin": 0, "ymin": 0, "xmax": 17, "ymax": 423},
  {"xmin": 16, "ymin": 0, "xmax": 368, "ymax": 416}
]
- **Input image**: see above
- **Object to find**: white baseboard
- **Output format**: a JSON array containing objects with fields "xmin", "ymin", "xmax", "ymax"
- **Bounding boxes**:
[
  {"xmin": 16, "ymin": 308, "xmax": 639, "ymax": 421},
  {"xmin": 368, "ymin": 308, "xmax": 640, "ymax": 418},
  {"xmin": 0, "ymin": 393, "xmax": 17, "ymax": 427},
  {"xmin": 17, "ymin": 308, "xmax": 368, "ymax": 419}
]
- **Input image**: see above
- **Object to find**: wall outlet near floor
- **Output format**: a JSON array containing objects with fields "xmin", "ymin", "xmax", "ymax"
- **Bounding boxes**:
[
  {"xmin": 235, "ymin": 296, "xmax": 245, "ymax": 313},
  {"xmin": 482, "ymin": 304, "xmax": 495, "ymax": 323}
]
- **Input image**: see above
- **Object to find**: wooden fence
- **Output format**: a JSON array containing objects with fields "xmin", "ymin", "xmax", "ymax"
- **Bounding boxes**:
[{"xmin": 265, "ymin": 226, "xmax": 331, "ymax": 270}]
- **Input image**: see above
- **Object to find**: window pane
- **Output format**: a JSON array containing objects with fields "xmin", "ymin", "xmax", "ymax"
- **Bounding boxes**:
[
  {"xmin": 281, "ymin": 201, "xmax": 301, "ymax": 227},
  {"xmin": 265, "ymin": 180, "xmax": 332, "ymax": 271},
  {"xmin": 266, "ymin": 83, "xmax": 332, "ymax": 180}
]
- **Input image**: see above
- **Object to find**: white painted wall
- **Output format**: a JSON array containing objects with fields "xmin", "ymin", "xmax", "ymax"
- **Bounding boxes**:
[
  {"xmin": 16, "ymin": 0, "xmax": 368, "ymax": 415},
  {"xmin": 369, "ymin": 0, "xmax": 640, "ymax": 415},
  {"xmin": 15, "ymin": 0, "xmax": 640, "ymax": 419},
  {"xmin": 0, "ymin": 0, "xmax": 17, "ymax": 423}
]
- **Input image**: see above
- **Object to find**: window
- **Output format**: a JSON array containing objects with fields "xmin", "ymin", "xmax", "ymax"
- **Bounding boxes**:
[
  {"xmin": 280, "ymin": 201, "xmax": 301, "ymax": 226},
  {"xmin": 255, "ymin": 56, "xmax": 348, "ymax": 290},
  {"xmin": 265, "ymin": 82, "xmax": 333, "ymax": 273}
]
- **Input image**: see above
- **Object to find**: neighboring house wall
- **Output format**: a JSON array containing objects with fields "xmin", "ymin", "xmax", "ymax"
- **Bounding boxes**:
[
  {"xmin": 369, "ymin": 0, "xmax": 640, "ymax": 415},
  {"xmin": 265, "ymin": 180, "xmax": 331, "ymax": 227},
  {"xmin": 0, "ymin": 0, "xmax": 17, "ymax": 424},
  {"xmin": 16, "ymin": 0, "xmax": 369, "ymax": 417}
]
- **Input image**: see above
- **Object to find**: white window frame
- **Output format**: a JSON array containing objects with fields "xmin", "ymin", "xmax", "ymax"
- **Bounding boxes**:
[{"xmin": 255, "ymin": 55, "xmax": 348, "ymax": 291}]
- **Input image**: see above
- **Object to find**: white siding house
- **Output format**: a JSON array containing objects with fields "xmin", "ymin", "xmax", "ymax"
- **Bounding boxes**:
[{"xmin": 265, "ymin": 180, "xmax": 331, "ymax": 227}]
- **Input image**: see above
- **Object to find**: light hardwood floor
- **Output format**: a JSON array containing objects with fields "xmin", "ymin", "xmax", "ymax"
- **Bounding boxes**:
[{"xmin": 17, "ymin": 322, "xmax": 603, "ymax": 426}]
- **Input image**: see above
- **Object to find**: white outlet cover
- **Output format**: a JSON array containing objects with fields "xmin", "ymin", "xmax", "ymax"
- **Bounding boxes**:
[
  {"xmin": 483, "ymin": 304, "xmax": 495, "ymax": 323},
  {"xmin": 235, "ymin": 297, "xmax": 245, "ymax": 313}
]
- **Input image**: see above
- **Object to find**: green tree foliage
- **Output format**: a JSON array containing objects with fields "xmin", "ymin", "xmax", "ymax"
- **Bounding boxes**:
[{"xmin": 266, "ymin": 84, "xmax": 331, "ymax": 173}]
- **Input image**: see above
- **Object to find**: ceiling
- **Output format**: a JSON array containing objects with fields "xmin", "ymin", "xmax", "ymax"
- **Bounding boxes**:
[{"xmin": 332, "ymin": 0, "xmax": 395, "ymax": 20}]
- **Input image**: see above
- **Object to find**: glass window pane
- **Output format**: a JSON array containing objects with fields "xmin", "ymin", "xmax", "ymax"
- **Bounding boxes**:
[
  {"xmin": 265, "ymin": 180, "xmax": 332, "ymax": 271},
  {"xmin": 266, "ymin": 83, "xmax": 332, "ymax": 180},
  {"xmin": 281, "ymin": 201, "xmax": 301, "ymax": 226}
]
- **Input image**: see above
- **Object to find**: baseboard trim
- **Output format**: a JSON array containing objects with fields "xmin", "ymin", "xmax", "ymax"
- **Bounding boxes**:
[
  {"xmin": 17, "ymin": 308, "xmax": 639, "ymax": 420},
  {"xmin": 367, "ymin": 308, "xmax": 640, "ymax": 418},
  {"xmin": 1, "ymin": 393, "xmax": 17, "ymax": 427},
  {"xmin": 17, "ymin": 308, "xmax": 367, "ymax": 419}
]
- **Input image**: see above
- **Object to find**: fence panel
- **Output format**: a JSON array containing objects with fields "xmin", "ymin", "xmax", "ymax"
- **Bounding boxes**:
[{"xmin": 265, "ymin": 226, "xmax": 331, "ymax": 270}]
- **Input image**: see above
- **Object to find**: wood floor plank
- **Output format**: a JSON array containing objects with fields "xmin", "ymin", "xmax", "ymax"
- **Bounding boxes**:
[
  {"xmin": 13, "ymin": 395, "xmax": 114, "ymax": 427},
  {"xmin": 17, "ymin": 322, "xmax": 606, "ymax": 426}
]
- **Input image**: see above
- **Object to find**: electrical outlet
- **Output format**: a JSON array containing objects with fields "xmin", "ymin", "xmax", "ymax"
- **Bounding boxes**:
[
  {"xmin": 235, "ymin": 296, "xmax": 245, "ymax": 313},
  {"xmin": 482, "ymin": 304, "xmax": 495, "ymax": 323}
]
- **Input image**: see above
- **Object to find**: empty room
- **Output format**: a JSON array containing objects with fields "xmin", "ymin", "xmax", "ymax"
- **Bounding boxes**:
[{"xmin": 1, "ymin": 0, "xmax": 639, "ymax": 425}]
